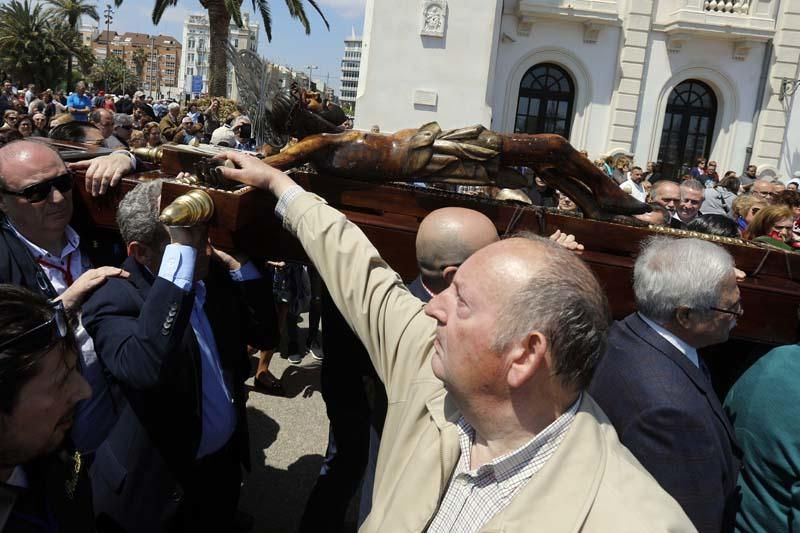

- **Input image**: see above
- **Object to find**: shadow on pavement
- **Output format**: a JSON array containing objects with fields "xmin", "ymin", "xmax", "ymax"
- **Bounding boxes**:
[{"xmin": 241, "ymin": 406, "xmax": 325, "ymax": 533}]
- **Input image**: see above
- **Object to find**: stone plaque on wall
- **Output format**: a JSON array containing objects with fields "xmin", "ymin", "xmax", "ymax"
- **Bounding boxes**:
[{"xmin": 421, "ymin": 0, "xmax": 447, "ymax": 38}]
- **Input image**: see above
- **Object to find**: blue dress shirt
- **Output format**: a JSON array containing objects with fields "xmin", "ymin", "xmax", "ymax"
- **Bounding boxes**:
[{"xmin": 158, "ymin": 244, "xmax": 260, "ymax": 458}]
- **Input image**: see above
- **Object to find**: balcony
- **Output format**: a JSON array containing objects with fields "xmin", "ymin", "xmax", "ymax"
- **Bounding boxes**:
[
  {"xmin": 515, "ymin": 0, "xmax": 621, "ymax": 36},
  {"xmin": 652, "ymin": 0, "xmax": 777, "ymax": 42}
]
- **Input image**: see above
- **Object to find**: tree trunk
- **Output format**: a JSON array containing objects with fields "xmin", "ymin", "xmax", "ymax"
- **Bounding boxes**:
[
  {"xmin": 66, "ymin": 55, "xmax": 73, "ymax": 92},
  {"xmin": 206, "ymin": 0, "xmax": 231, "ymax": 97}
]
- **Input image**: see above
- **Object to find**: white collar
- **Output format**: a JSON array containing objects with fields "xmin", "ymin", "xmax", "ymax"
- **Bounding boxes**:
[
  {"xmin": 8, "ymin": 221, "xmax": 79, "ymax": 261},
  {"xmin": 638, "ymin": 313, "xmax": 699, "ymax": 368},
  {"xmin": 5, "ymin": 466, "xmax": 28, "ymax": 488}
]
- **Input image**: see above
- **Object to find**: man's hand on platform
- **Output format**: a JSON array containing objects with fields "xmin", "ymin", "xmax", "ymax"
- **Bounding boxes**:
[
  {"xmin": 70, "ymin": 152, "xmax": 134, "ymax": 197},
  {"xmin": 734, "ymin": 267, "xmax": 746, "ymax": 282},
  {"xmin": 549, "ymin": 230, "xmax": 585, "ymax": 253},
  {"xmin": 212, "ymin": 246, "xmax": 248, "ymax": 272},
  {"xmin": 217, "ymin": 151, "xmax": 296, "ymax": 198},
  {"xmin": 55, "ymin": 267, "xmax": 129, "ymax": 312}
]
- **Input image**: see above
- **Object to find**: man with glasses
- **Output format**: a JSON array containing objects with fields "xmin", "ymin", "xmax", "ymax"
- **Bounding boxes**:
[
  {"xmin": 751, "ymin": 178, "xmax": 776, "ymax": 202},
  {"xmin": 0, "ymin": 284, "xmax": 94, "ymax": 531},
  {"xmin": 105, "ymin": 113, "xmax": 133, "ymax": 149},
  {"xmin": 588, "ymin": 236, "xmax": 742, "ymax": 533},
  {"xmin": 0, "ymin": 140, "xmax": 129, "ymax": 462}
]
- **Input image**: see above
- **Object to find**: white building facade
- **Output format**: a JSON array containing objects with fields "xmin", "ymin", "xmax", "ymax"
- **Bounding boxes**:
[
  {"xmin": 341, "ymin": 28, "xmax": 363, "ymax": 112},
  {"xmin": 178, "ymin": 13, "xmax": 259, "ymax": 100},
  {"xmin": 355, "ymin": 0, "xmax": 800, "ymax": 180}
]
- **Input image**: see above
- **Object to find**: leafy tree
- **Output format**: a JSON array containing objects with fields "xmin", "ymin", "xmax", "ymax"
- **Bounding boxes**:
[
  {"xmin": 0, "ymin": 0, "xmax": 92, "ymax": 89},
  {"xmin": 132, "ymin": 47, "xmax": 148, "ymax": 79},
  {"xmin": 89, "ymin": 54, "xmax": 138, "ymax": 94},
  {"xmin": 43, "ymin": 0, "xmax": 99, "ymax": 91},
  {"xmin": 112, "ymin": 0, "xmax": 330, "ymax": 97}
]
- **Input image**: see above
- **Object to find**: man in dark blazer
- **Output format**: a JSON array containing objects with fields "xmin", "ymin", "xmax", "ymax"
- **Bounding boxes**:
[
  {"xmin": 588, "ymin": 236, "xmax": 741, "ymax": 533},
  {"xmin": 82, "ymin": 179, "xmax": 278, "ymax": 532}
]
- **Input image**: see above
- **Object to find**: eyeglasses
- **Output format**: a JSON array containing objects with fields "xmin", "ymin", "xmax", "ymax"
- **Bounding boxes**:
[
  {"xmin": 0, "ymin": 172, "xmax": 73, "ymax": 203},
  {"xmin": 0, "ymin": 301, "xmax": 69, "ymax": 353},
  {"xmin": 118, "ymin": 125, "xmax": 133, "ymax": 130},
  {"xmin": 709, "ymin": 300, "xmax": 744, "ymax": 318}
]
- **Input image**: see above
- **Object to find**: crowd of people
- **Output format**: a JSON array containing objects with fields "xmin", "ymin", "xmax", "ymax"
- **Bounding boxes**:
[
  {"xmin": 0, "ymin": 77, "xmax": 799, "ymax": 533},
  {"xmin": 0, "ymin": 80, "xmax": 264, "ymax": 152},
  {"xmin": 601, "ymin": 155, "xmax": 800, "ymax": 250}
]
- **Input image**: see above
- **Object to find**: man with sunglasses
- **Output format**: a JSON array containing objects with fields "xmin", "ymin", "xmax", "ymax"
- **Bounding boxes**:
[
  {"xmin": 0, "ymin": 284, "xmax": 94, "ymax": 531},
  {"xmin": 588, "ymin": 236, "xmax": 742, "ymax": 533},
  {"xmin": 0, "ymin": 140, "xmax": 129, "ymax": 461}
]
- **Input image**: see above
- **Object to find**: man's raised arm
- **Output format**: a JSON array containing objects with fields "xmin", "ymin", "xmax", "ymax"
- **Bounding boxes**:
[{"xmin": 219, "ymin": 152, "xmax": 435, "ymax": 391}]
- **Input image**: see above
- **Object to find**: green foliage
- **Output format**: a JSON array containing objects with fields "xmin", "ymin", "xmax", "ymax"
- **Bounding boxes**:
[
  {"xmin": 89, "ymin": 55, "xmax": 139, "ymax": 94},
  {"xmin": 132, "ymin": 48, "xmax": 148, "ymax": 78},
  {"xmin": 188, "ymin": 96, "xmax": 243, "ymax": 121},
  {"xmin": 0, "ymin": 0, "xmax": 92, "ymax": 89},
  {"xmin": 115, "ymin": 0, "xmax": 330, "ymax": 96},
  {"xmin": 43, "ymin": 0, "xmax": 100, "ymax": 90}
]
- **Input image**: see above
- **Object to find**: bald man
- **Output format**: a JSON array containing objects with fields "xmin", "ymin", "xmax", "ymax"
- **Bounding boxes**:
[
  {"xmin": 0, "ymin": 140, "xmax": 128, "ymax": 459},
  {"xmin": 220, "ymin": 152, "xmax": 692, "ymax": 532},
  {"xmin": 411, "ymin": 207, "xmax": 583, "ymax": 301}
]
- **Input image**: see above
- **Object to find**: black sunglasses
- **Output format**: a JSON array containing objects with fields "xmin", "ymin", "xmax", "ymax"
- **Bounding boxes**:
[
  {"xmin": 0, "ymin": 172, "xmax": 73, "ymax": 203},
  {"xmin": 0, "ymin": 301, "xmax": 69, "ymax": 353},
  {"xmin": 709, "ymin": 300, "xmax": 744, "ymax": 318}
]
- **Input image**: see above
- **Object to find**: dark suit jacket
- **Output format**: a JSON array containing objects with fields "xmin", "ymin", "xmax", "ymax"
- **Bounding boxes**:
[
  {"xmin": 587, "ymin": 313, "xmax": 740, "ymax": 533},
  {"xmin": 82, "ymin": 255, "xmax": 278, "ymax": 526},
  {"xmin": 407, "ymin": 275, "xmax": 432, "ymax": 303}
]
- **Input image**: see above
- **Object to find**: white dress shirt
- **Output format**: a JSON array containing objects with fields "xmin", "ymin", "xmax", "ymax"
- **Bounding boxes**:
[{"xmin": 638, "ymin": 313, "xmax": 699, "ymax": 368}]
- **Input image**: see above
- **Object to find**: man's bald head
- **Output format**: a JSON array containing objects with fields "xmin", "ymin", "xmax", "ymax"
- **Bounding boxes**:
[
  {"xmin": 0, "ymin": 140, "xmax": 63, "ymax": 188},
  {"xmin": 416, "ymin": 207, "xmax": 499, "ymax": 294}
]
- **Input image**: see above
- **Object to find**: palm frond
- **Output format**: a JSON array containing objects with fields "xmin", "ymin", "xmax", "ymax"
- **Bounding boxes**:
[
  {"xmin": 152, "ymin": 0, "xmax": 179, "ymax": 25},
  {"xmin": 225, "ymin": 0, "xmax": 244, "ymax": 28},
  {"xmin": 251, "ymin": 0, "xmax": 273, "ymax": 41}
]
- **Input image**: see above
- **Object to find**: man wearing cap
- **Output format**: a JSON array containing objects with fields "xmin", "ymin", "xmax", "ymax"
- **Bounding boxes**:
[{"xmin": 210, "ymin": 126, "xmax": 236, "ymax": 148}]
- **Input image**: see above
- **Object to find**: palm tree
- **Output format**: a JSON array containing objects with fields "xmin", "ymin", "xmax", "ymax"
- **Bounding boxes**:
[
  {"xmin": 132, "ymin": 47, "xmax": 148, "ymax": 79},
  {"xmin": 43, "ymin": 0, "xmax": 99, "ymax": 91},
  {"xmin": 0, "ymin": 0, "xmax": 90, "ymax": 89},
  {"xmin": 113, "ymin": 0, "xmax": 329, "ymax": 97}
]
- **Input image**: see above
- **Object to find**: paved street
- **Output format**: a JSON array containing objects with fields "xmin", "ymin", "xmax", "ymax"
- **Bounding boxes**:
[{"xmin": 240, "ymin": 315, "xmax": 331, "ymax": 533}]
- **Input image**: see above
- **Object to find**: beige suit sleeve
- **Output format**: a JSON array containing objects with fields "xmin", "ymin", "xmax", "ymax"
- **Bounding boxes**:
[{"xmin": 284, "ymin": 192, "xmax": 436, "ymax": 394}]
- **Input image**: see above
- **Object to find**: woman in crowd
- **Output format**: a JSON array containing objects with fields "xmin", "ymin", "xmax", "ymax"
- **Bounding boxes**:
[
  {"xmin": 1, "ymin": 109, "xmax": 18, "ymax": 130},
  {"xmin": 687, "ymin": 214, "xmax": 740, "ymax": 238},
  {"xmin": 702, "ymin": 176, "xmax": 740, "ymax": 218},
  {"xmin": 128, "ymin": 129, "xmax": 145, "ymax": 149},
  {"xmin": 15, "ymin": 115, "xmax": 32, "ymax": 137},
  {"xmin": 143, "ymin": 121, "xmax": 162, "ymax": 148},
  {"xmin": 743, "ymin": 205, "xmax": 795, "ymax": 250},
  {"xmin": 689, "ymin": 157, "xmax": 706, "ymax": 181},
  {"xmin": 733, "ymin": 193, "xmax": 768, "ymax": 232},
  {"xmin": 612, "ymin": 157, "xmax": 630, "ymax": 184}
]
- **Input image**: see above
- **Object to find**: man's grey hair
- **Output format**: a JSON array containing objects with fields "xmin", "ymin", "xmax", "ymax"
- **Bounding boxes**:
[
  {"xmin": 634, "ymin": 237, "xmax": 734, "ymax": 324},
  {"xmin": 493, "ymin": 233, "xmax": 610, "ymax": 391},
  {"xmin": 116, "ymin": 179, "xmax": 168, "ymax": 248},
  {"xmin": 754, "ymin": 178, "xmax": 774, "ymax": 188},
  {"xmin": 168, "ymin": 102, "xmax": 180, "ymax": 112},
  {"xmin": 680, "ymin": 179, "xmax": 704, "ymax": 194},
  {"xmin": 113, "ymin": 113, "xmax": 132, "ymax": 128}
]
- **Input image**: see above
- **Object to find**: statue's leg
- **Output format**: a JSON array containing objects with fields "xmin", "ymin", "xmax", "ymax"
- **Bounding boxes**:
[
  {"xmin": 500, "ymin": 134, "xmax": 648, "ymax": 215},
  {"xmin": 536, "ymin": 167, "xmax": 646, "ymax": 226}
]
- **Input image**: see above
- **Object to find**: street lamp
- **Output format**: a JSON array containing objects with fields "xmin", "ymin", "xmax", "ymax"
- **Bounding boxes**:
[
  {"xmin": 306, "ymin": 65, "xmax": 318, "ymax": 90},
  {"xmin": 103, "ymin": 4, "xmax": 113, "ymax": 92}
]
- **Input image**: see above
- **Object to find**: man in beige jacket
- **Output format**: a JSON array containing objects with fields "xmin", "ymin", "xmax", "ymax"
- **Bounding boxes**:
[{"xmin": 221, "ymin": 153, "xmax": 695, "ymax": 532}]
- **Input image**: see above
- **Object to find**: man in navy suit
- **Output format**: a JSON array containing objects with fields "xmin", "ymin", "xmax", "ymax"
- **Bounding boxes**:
[
  {"xmin": 588, "ymin": 236, "xmax": 741, "ymax": 533},
  {"xmin": 82, "ymin": 179, "xmax": 278, "ymax": 532}
]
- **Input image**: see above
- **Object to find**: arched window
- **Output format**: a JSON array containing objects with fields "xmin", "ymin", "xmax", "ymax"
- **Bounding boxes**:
[
  {"xmin": 657, "ymin": 79, "xmax": 717, "ymax": 180},
  {"xmin": 514, "ymin": 63, "xmax": 575, "ymax": 139}
]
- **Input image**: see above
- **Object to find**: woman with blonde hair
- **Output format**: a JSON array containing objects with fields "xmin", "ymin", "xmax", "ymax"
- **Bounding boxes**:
[
  {"xmin": 743, "ymin": 204, "xmax": 795, "ymax": 251},
  {"xmin": 143, "ymin": 121, "xmax": 162, "ymax": 148},
  {"xmin": 733, "ymin": 193, "xmax": 768, "ymax": 232}
]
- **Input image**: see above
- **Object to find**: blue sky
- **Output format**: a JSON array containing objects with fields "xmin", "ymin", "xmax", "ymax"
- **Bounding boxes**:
[{"xmin": 15, "ymin": 0, "xmax": 365, "ymax": 92}]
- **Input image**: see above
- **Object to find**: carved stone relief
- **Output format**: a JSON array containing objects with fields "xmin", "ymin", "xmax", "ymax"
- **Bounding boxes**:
[{"xmin": 421, "ymin": 0, "xmax": 447, "ymax": 38}]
